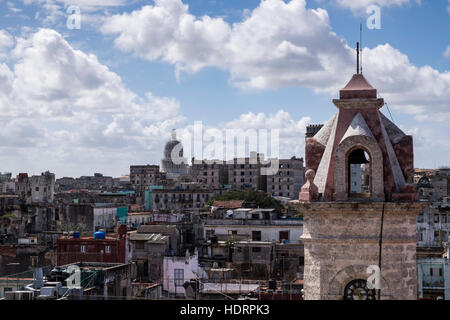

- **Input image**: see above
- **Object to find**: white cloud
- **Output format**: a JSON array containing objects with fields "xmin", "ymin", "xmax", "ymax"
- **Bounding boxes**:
[
  {"xmin": 0, "ymin": 30, "xmax": 14, "ymax": 57},
  {"xmin": 444, "ymin": 45, "xmax": 450, "ymax": 58},
  {"xmin": 102, "ymin": 0, "xmax": 354, "ymax": 91},
  {"xmin": 22, "ymin": 0, "xmax": 137, "ymax": 27},
  {"xmin": 362, "ymin": 44, "xmax": 450, "ymax": 122},
  {"xmin": 333, "ymin": 0, "xmax": 416, "ymax": 12},
  {"xmin": 175, "ymin": 110, "xmax": 312, "ymax": 163},
  {"xmin": 101, "ymin": 0, "xmax": 450, "ymax": 122},
  {"xmin": 0, "ymin": 28, "xmax": 187, "ymax": 177}
]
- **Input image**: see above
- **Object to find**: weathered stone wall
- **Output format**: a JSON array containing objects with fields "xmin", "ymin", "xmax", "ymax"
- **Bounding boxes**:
[{"xmin": 291, "ymin": 201, "xmax": 426, "ymax": 300}]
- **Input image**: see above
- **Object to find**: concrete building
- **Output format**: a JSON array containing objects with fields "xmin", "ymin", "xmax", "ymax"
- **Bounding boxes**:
[
  {"xmin": 15, "ymin": 173, "xmax": 30, "ymax": 202},
  {"xmin": 204, "ymin": 208, "xmax": 304, "ymax": 280},
  {"xmin": 56, "ymin": 173, "xmax": 115, "ymax": 192},
  {"xmin": 191, "ymin": 158, "xmax": 229, "ymax": 189},
  {"xmin": 267, "ymin": 157, "xmax": 305, "ymax": 199},
  {"xmin": 416, "ymin": 169, "xmax": 450, "ymax": 202},
  {"xmin": 129, "ymin": 231, "xmax": 169, "ymax": 282},
  {"xmin": 30, "ymin": 171, "xmax": 55, "ymax": 204},
  {"xmin": 0, "ymin": 277, "xmax": 33, "ymax": 298},
  {"xmin": 292, "ymin": 62, "xmax": 425, "ymax": 299},
  {"xmin": 163, "ymin": 249, "xmax": 207, "ymax": 297},
  {"xmin": 130, "ymin": 165, "xmax": 169, "ymax": 204},
  {"xmin": 417, "ymin": 198, "xmax": 450, "ymax": 248},
  {"xmin": 152, "ymin": 188, "xmax": 222, "ymax": 211},
  {"xmin": 227, "ymin": 152, "xmax": 266, "ymax": 191},
  {"xmin": 56, "ymin": 226, "xmax": 128, "ymax": 266},
  {"xmin": 127, "ymin": 212, "xmax": 152, "ymax": 228},
  {"xmin": 417, "ymin": 237, "xmax": 450, "ymax": 300}
]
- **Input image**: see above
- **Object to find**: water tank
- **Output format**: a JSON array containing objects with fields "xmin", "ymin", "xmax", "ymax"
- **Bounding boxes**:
[
  {"xmin": 94, "ymin": 231, "xmax": 106, "ymax": 239},
  {"xmin": 73, "ymin": 231, "xmax": 80, "ymax": 239}
]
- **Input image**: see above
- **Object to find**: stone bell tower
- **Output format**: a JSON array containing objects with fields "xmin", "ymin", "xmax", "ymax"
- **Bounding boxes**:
[{"xmin": 291, "ymin": 43, "xmax": 426, "ymax": 300}]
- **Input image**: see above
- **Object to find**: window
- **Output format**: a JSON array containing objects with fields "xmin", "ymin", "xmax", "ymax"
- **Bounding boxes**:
[
  {"xmin": 252, "ymin": 247, "xmax": 261, "ymax": 253},
  {"xmin": 80, "ymin": 245, "xmax": 86, "ymax": 253},
  {"xmin": 298, "ymin": 256, "xmax": 304, "ymax": 266},
  {"xmin": 105, "ymin": 246, "xmax": 111, "ymax": 254},
  {"xmin": 252, "ymin": 231, "xmax": 261, "ymax": 241},
  {"xmin": 174, "ymin": 269, "xmax": 184, "ymax": 287},
  {"xmin": 348, "ymin": 149, "xmax": 371, "ymax": 197},
  {"xmin": 434, "ymin": 214, "xmax": 440, "ymax": 223},
  {"xmin": 279, "ymin": 231, "xmax": 289, "ymax": 242}
]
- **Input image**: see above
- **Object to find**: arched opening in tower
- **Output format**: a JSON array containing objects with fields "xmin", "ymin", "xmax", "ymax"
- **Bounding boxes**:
[{"xmin": 347, "ymin": 148, "xmax": 371, "ymax": 198}]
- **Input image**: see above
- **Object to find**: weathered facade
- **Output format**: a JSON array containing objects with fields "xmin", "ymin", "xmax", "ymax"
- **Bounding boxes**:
[
  {"xmin": 227, "ymin": 152, "xmax": 266, "ymax": 191},
  {"xmin": 191, "ymin": 158, "xmax": 229, "ymax": 189},
  {"xmin": 267, "ymin": 157, "xmax": 305, "ymax": 199},
  {"xmin": 130, "ymin": 165, "xmax": 169, "ymax": 204}
]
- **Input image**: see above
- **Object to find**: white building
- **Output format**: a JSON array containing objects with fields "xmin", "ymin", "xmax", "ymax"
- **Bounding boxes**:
[
  {"xmin": 127, "ymin": 212, "xmax": 152, "ymax": 227},
  {"xmin": 162, "ymin": 249, "xmax": 207, "ymax": 297}
]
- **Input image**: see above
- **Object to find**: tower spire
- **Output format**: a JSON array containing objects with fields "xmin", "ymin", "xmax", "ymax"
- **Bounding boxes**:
[
  {"xmin": 356, "ymin": 42, "xmax": 360, "ymax": 74},
  {"xmin": 360, "ymin": 23, "xmax": 363, "ymax": 74}
]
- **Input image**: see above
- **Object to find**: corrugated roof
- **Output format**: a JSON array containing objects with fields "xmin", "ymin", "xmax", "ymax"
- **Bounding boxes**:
[
  {"xmin": 212, "ymin": 200, "xmax": 244, "ymax": 209},
  {"xmin": 137, "ymin": 224, "xmax": 178, "ymax": 235},
  {"xmin": 129, "ymin": 233, "xmax": 168, "ymax": 244}
]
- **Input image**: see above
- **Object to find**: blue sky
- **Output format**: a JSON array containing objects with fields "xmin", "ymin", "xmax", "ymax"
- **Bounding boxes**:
[{"xmin": 0, "ymin": 0, "xmax": 448, "ymax": 178}]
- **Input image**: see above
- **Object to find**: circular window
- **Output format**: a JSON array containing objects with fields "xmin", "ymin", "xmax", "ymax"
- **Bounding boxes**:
[{"xmin": 343, "ymin": 279, "xmax": 376, "ymax": 300}]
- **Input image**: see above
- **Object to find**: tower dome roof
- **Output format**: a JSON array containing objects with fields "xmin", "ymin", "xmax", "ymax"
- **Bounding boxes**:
[
  {"xmin": 339, "ymin": 74, "xmax": 377, "ymax": 99},
  {"xmin": 164, "ymin": 130, "xmax": 183, "ymax": 159}
]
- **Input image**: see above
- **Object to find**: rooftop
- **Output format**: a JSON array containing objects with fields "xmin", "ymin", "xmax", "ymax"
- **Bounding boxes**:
[{"xmin": 339, "ymin": 74, "xmax": 377, "ymax": 99}]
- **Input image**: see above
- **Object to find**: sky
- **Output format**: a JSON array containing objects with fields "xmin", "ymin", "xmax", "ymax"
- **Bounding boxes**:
[{"xmin": 0, "ymin": 0, "xmax": 448, "ymax": 178}]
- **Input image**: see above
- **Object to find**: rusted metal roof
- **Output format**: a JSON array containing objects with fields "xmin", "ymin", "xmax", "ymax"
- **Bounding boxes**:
[
  {"xmin": 129, "ymin": 233, "xmax": 168, "ymax": 244},
  {"xmin": 212, "ymin": 200, "xmax": 244, "ymax": 209}
]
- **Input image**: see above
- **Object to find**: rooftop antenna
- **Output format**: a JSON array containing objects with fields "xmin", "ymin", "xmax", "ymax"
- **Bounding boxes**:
[
  {"xmin": 360, "ymin": 22, "xmax": 363, "ymax": 74},
  {"xmin": 356, "ymin": 42, "xmax": 360, "ymax": 74}
]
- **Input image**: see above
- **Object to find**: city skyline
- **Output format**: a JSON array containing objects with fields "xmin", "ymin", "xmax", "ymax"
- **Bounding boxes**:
[{"xmin": 0, "ymin": 0, "xmax": 448, "ymax": 178}]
